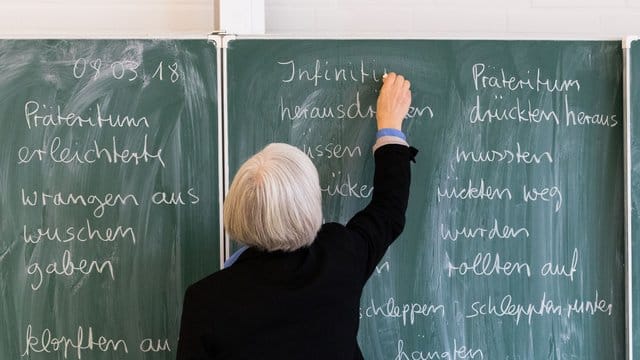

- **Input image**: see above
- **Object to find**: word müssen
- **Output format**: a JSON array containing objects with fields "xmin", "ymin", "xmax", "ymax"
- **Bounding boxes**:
[{"xmin": 301, "ymin": 143, "xmax": 361, "ymax": 160}]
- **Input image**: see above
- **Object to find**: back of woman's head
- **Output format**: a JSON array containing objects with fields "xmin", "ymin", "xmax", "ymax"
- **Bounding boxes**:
[{"xmin": 223, "ymin": 143, "xmax": 323, "ymax": 252}]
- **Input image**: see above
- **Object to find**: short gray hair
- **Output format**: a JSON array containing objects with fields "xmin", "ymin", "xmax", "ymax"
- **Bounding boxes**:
[{"xmin": 224, "ymin": 143, "xmax": 323, "ymax": 252}]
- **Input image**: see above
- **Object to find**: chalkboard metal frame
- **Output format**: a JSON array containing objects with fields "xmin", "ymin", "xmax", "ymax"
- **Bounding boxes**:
[
  {"xmin": 210, "ymin": 34, "xmax": 226, "ymax": 268},
  {"xmin": 624, "ymin": 35, "xmax": 635, "ymax": 360},
  {"xmin": 219, "ymin": 34, "xmax": 623, "ymax": 41}
]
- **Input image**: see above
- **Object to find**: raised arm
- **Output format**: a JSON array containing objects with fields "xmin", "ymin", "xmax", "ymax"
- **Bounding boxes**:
[{"xmin": 346, "ymin": 72, "xmax": 415, "ymax": 281}]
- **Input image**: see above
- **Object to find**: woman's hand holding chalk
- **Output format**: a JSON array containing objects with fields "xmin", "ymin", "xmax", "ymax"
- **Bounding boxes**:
[{"xmin": 376, "ymin": 72, "xmax": 411, "ymax": 131}]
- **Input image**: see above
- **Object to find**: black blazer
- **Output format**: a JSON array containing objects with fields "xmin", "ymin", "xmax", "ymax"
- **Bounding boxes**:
[{"xmin": 176, "ymin": 144, "xmax": 414, "ymax": 360}]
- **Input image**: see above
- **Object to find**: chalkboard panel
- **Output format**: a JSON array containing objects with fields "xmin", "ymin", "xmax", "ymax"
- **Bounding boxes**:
[
  {"xmin": 226, "ymin": 39, "xmax": 624, "ymax": 359},
  {"xmin": 0, "ymin": 40, "xmax": 219, "ymax": 359}
]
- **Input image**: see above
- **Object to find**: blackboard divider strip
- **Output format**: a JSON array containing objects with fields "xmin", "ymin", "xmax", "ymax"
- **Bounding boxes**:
[
  {"xmin": 624, "ymin": 35, "xmax": 638, "ymax": 360},
  {"xmin": 209, "ymin": 34, "xmax": 227, "ymax": 270},
  {"xmin": 221, "ymin": 35, "xmax": 236, "ymax": 263},
  {"xmin": 223, "ymin": 34, "xmax": 624, "ymax": 41}
]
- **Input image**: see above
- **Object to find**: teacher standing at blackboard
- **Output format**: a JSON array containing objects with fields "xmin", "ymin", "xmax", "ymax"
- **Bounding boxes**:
[{"xmin": 177, "ymin": 73, "xmax": 415, "ymax": 360}]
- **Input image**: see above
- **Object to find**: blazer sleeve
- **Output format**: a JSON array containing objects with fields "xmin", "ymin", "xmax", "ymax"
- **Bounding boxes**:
[
  {"xmin": 176, "ymin": 286, "xmax": 215, "ymax": 360},
  {"xmin": 345, "ymin": 143, "xmax": 414, "ymax": 282}
]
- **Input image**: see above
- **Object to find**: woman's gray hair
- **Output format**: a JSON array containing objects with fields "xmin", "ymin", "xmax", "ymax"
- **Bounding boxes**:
[{"xmin": 223, "ymin": 143, "xmax": 323, "ymax": 252}]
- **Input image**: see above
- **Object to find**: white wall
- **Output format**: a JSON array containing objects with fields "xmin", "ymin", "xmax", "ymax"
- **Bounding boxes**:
[
  {"xmin": 0, "ymin": 0, "xmax": 639, "ymax": 38},
  {"xmin": 0, "ymin": 0, "xmax": 215, "ymax": 37},
  {"xmin": 265, "ymin": 0, "xmax": 640, "ymax": 38}
]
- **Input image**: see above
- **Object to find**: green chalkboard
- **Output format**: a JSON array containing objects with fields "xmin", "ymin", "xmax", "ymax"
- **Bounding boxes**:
[
  {"xmin": 226, "ymin": 39, "xmax": 624, "ymax": 359},
  {"xmin": 0, "ymin": 40, "xmax": 219, "ymax": 359}
]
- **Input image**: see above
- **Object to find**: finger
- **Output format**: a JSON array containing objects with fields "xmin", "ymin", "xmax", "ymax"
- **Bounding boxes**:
[
  {"xmin": 384, "ymin": 72, "xmax": 397, "ymax": 85},
  {"xmin": 402, "ymin": 88, "xmax": 412, "ymax": 104},
  {"xmin": 403, "ymin": 80, "xmax": 411, "ymax": 90}
]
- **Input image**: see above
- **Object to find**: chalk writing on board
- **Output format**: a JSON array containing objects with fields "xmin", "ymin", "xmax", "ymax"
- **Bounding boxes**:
[
  {"xmin": 465, "ymin": 291, "xmax": 613, "ymax": 325},
  {"xmin": 469, "ymin": 96, "xmax": 560, "ymax": 125},
  {"xmin": 279, "ymin": 92, "xmax": 433, "ymax": 122},
  {"xmin": 446, "ymin": 249, "xmax": 580, "ymax": 281},
  {"xmin": 469, "ymin": 95, "xmax": 618, "ymax": 127},
  {"xmin": 564, "ymin": 96, "xmax": 619, "ymax": 127},
  {"xmin": 437, "ymin": 181, "xmax": 562, "ymax": 211},
  {"xmin": 139, "ymin": 338, "xmax": 171, "ymax": 353},
  {"xmin": 394, "ymin": 339, "xmax": 485, "ymax": 360},
  {"xmin": 472, "ymin": 63, "xmax": 581, "ymax": 92},
  {"xmin": 17, "ymin": 135, "xmax": 166, "ymax": 167},
  {"xmin": 540, "ymin": 248, "xmax": 578, "ymax": 281},
  {"xmin": 21, "ymin": 323, "xmax": 176, "ymax": 359},
  {"xmin": 321, "ymin": 172, "xmax": 373, "ymax": 198},
  {"xmin": 302, "ymin": 143, "xmax": 362, "ymax": 159},
  {"xmin": 454, "ymin": 144, "xmax": 553, "ymax": 165},
  {"xmin": 72, "ymin": 58, "xmax": 180, "ymax": 83},
  {"xmin": 360, "ymin": 297, "xmax": 445, "ymax": 326},
  {"xmin": 437, "ymin": 179, "xmax": 512, "ymax": 201},
  {"xmin": 278, "ymin": 59, "xmax": 386, "ymax": 86},
  {"xmin": 22, "ymin": 324, "xmax": 130, "ymax": 359},
  {"xmin": 522, "ymin": 184, "xmax": 562, "ymax": 212},
  {"xmin": 465, "ymin": 293, "xmax": 563, "ymax": 325},
  {"xmin": 446, "ymin": 252, "xmax": 532, "ymax": 278},
  {"xmin": 20, "ymin": 189, "xmax": 139, "ymax": 218},
  {"xmin": 23, "ymin": 221, "xmax": 136, "ymax": 244},
  {"xmin": 439, "ymin": 219, "xmax": 529, "ymax": 241},
  {"xmin": 26, "ymin": 251, "xmax": 115, "ymax": 291},
  {"xmin": 151, "ymin": 188, "xmax": 200, "ymax": 205},
  {"xmin": 151, "ymin": 61, "xmax": 180, "ymax": 83},
  {"xmin": 375, "ymin": 261, "xmax": 390, "ymax": 274},
  {"xmin": 73, "ymin": 58, "xmax": 138, "ymax": 81},
  {"xmin": 566, "ymin": 291, "xmax": 613, "ymax": 316},
  {"xmin": 24, "ymin": 102, "xmax": 150, "ymax": 129}
]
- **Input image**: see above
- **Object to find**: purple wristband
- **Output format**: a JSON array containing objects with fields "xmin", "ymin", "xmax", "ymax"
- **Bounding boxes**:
[{"xmin": 376, "ymin": 128, "xmax": 406, "ymax": 141}]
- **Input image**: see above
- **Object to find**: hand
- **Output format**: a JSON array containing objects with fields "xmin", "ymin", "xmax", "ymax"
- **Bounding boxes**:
[{"xmin": 376, "ymin": 72, "xmax": 412, "ymax": 131}]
